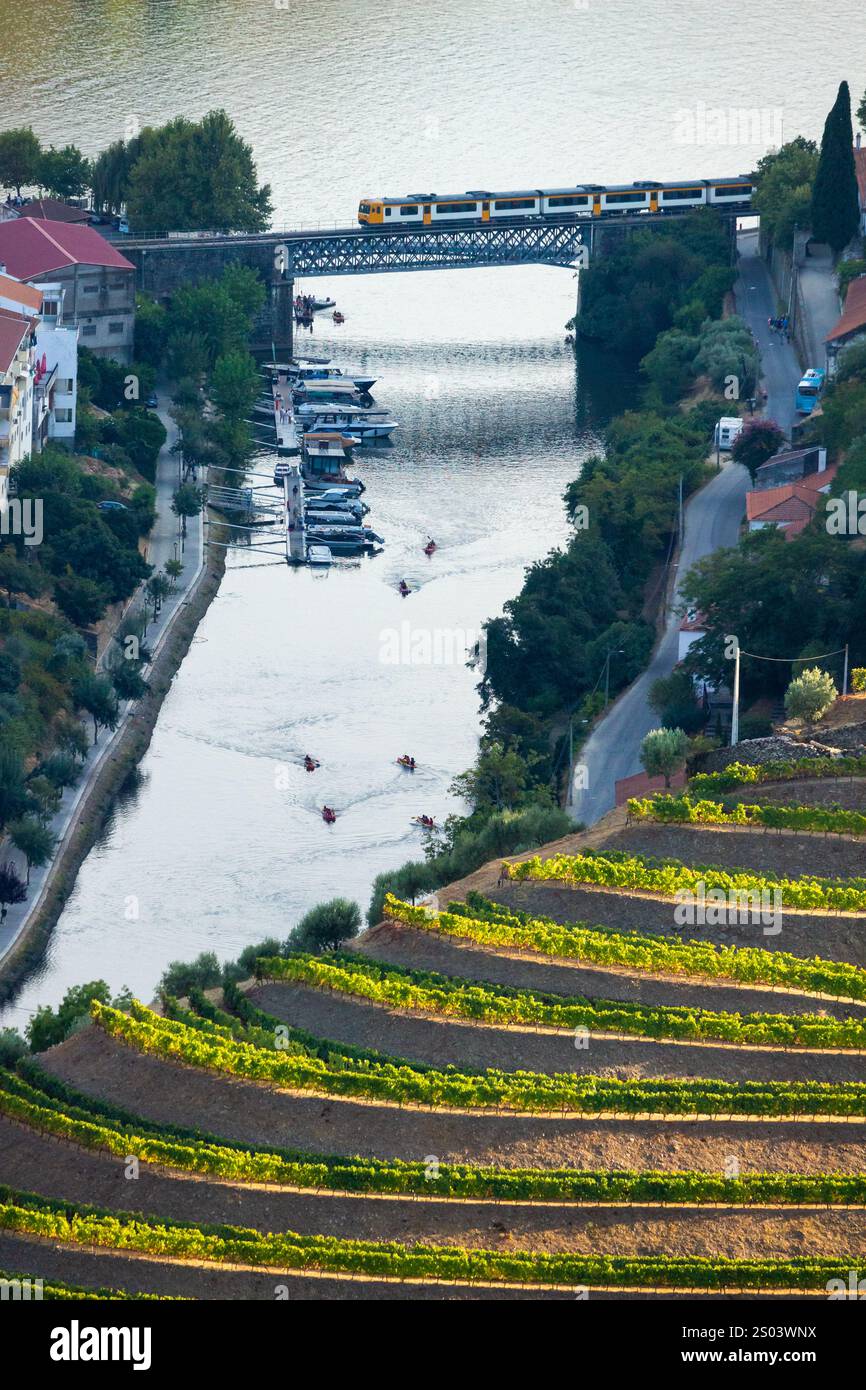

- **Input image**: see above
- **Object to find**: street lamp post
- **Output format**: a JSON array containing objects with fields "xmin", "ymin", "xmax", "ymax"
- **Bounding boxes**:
[{"xmin": 604, "ymin": 648, "xmax": 625, "ymax": 707}]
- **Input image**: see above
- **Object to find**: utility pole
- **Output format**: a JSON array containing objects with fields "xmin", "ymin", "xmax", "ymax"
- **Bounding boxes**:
[
  {"xmin": 843, "ymin": 642, "xmax": 850, "ymax": 696},
  {"xmin": 678, "ymin": 475, "xmax": 684, "ymax": 547},
  {"xmin": 730, "ymin": 645, "xmax": 741, "ymax": 747}
]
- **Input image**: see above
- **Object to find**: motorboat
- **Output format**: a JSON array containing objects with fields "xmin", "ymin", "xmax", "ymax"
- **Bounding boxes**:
[
  {"xmin": 288, "ymin": 364, "xmax": 377, "ymax": 394},
  {"xmin": 305, "ymin": 509, "xmax": 373, "ymax": 529},
  {"xmin": 292, "ymin": 379, "xmax": 364, "ymax": 403},
  {"xmin": 306, "ymin": 525, "xmax": 383, "ymax": 555},
  {"xmin": 411, "ymin": 816, "xmax": 438, "ymax": 830},
  {"xmin": 303, "ymin": 477, "xmax": 365, "ymax": 498},
  {"xmin": 297, "ymin": 406, "xmax": 398, "ymax": 440},
  {"xmin": 306, "ymin": 544, "xmax": 333, "ymax": 566},
  {"xmin": 306, "ymin": 490, "xmax": 368, "ymax": 516}
]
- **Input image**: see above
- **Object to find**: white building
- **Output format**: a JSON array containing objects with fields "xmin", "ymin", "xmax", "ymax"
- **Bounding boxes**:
[
  {"xmin": 0, "ymin": 305, "xmax": 37, "ymax": 513},
  {"xmin": 0, "ymin": 272, "xmax": 78, "ymax": 453}
]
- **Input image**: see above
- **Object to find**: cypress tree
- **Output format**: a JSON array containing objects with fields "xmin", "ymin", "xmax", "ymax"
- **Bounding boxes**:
[{"xmin": 811, "ymin": 81, "xmax": 860, "ymax": 254}]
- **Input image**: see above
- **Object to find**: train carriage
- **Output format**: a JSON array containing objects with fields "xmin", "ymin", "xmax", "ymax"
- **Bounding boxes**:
[{"xmin": 358, "ymin": 177, "xmax": 753, "ymax": 227}]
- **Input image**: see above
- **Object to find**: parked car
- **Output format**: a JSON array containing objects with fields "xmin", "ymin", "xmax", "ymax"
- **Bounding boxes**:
[
  {"xmin": 146, "ymin": 391, "xmax": 158, "ymax": 409},
  {"xmin": 97, "ymin": 500, "xmax": 128, "ymax": 512}
]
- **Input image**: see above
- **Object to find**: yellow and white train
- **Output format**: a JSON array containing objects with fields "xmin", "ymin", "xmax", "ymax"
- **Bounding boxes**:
[{"xmin": 358, "ymin": 178, "xmax": 754, "ymax": 227}]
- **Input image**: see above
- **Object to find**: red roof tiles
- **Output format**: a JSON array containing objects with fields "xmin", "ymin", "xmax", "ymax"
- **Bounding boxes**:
[
  {"xmin": 0, "ymin": 307, "xmax": 35, "ymax": 375},
  {"xmin": 0, "ymin": 218, "xmax": 134, "ymax": 278},
  {"xmin": 826, "ymin": 275, "xmax": 866, "ymax": 344}
]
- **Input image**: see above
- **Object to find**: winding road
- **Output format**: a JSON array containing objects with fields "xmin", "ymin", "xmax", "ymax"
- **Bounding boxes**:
[{"xmin": 570, "ymin": 229, "xmax": 803, "ymax": 825}]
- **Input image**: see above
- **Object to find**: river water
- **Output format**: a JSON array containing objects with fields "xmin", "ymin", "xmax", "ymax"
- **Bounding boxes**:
[{"xmin": 0, "ymin": 0, "xmax": 860, "ymax": 1019}]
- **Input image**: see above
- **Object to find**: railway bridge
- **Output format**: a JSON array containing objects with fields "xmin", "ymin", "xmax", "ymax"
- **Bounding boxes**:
[{"xmin": 116, "ymin": 206, "xmax": 741, "ymax": 350}]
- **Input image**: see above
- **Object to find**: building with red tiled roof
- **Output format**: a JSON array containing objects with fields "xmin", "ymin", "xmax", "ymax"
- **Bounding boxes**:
[
  {"xmin": 826, "ymin": 275, "xmax": 866, "ymax": 377},
  {"xmin": 1, "ymin": 197, "xmax": 91, "ymax": 226},
  {"xmin": 855, "ymin": 146, "xmax": 866, "ymax": 236},
  {"xmin": 746, "ymin": 463, "xmax": 839, "ymax": 540},
  {"xmin": 0, "ymin": 218, "xmax": 135, "ymax": 361}
]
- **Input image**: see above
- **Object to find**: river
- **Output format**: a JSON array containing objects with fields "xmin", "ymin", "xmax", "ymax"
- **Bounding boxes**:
[{"xmin": 0, "ymin": 0, "xmax": 860, "ymax": 1020}]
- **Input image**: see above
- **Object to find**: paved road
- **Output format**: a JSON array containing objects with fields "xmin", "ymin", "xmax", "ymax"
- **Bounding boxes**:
[
  {"xmin": 569, "ymin": 230, "xmax": 802, "ymax": 825},
  {"xmin": 796, "ymin": 243, "xmax": 840, "ymax": 371},
  {"xmin": 0, "ymin": 393, "xmax": 203, "ymax": 983}
]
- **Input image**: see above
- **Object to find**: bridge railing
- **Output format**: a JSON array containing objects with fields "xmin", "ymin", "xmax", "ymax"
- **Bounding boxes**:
[{"xmin": 106, "ymin": 222, "xmax": 362, "ymax": 245}]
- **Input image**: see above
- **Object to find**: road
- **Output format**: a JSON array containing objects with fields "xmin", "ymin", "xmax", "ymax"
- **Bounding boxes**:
[
  {"xmin": 569, "ymin": 229, "xmax": 802, "ymax": 825},
  {"xmin": 0, "ymin": 394, "xmax": 203, "ymax": 979}
]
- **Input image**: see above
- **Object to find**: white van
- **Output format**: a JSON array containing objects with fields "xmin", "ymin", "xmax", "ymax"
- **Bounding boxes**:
[{"xmin": 714, "ymin": 416, "xmax": 743, "ymax": 451}]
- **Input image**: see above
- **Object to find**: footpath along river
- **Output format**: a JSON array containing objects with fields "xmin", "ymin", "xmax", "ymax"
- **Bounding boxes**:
[{"xmin": 0, "ymin": 0, "xmax": 857, "ymax": 1019}]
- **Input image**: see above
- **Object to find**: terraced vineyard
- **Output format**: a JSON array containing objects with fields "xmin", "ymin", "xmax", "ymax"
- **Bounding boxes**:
[{"xmin": 3, "ymin": 764, "xmax": 866, "ymax": 1299}]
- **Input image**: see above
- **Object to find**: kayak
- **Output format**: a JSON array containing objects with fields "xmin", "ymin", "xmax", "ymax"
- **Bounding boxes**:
[
  {"xmin": 424, "ymin": 542, "xmax": 436, "ymax": 555},
  {"xmin": 397, "ymin": 757, "xmax": 417, "ymax": 770},
  {"xmin": 411, "ymin": 817, "xmax": 437, "ymax": 830},
  {"xmin": 322, "ymin": 808, "xmax": 337, "ymax": 823},
  {"xmin": 304, "ymin": 758, "xmax": 320, "ymax": 772}
]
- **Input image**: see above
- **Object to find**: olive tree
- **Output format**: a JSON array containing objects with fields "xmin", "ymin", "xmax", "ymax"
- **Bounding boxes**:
[
  {"xmin": 784, "ymin": 667, "xmax": 838, "ymax": 723},
  {"xmin": 639, "ymin": 727, "xmax": 690, "ymax": 789}
]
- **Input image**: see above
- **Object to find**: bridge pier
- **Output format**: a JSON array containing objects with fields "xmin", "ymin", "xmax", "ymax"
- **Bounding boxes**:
[{"xmin": 271, "ymin": 274, "xmax": 294, "ymax": 355}]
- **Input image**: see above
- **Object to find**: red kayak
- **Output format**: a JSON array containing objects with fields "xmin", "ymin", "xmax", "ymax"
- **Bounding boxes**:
[
  {"xmin": 322, "ymin": 806, "xmax": 337, "ymax": 823},
  {"xmin": 424, "ymin": 541, "xmax": 436, "ymax": 556}
]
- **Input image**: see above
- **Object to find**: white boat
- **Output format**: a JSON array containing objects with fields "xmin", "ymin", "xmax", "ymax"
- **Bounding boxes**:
[
  {"xmin": 298, "ymin": 407, "xmax": 398, "ymax": 440},
  {"xmin": 292, "ymin": 379, "xmax": 362, "ymax": 401},
  {"xmin": 288, "ymin": 364, "xmax": 377, "ymax": 393},
  {"xmin": 307, "ymin": 544, "xmax": 333, "ymax": 566}
]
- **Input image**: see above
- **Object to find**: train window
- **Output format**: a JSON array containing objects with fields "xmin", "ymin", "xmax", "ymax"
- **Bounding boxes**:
[
  {"xmin": 603, "ymin": 191, "xmax": 647, "ymax": 203},
  {"xmin": 547, "ymin": 194, "xmax": 589, "ymax": 207},
  {"xmin": 400, "ymin": 204, "xmax": 420, "ymax": 215},
  {"xmin": 661, "ymin": 187, "xmax": 701, "ymax": 200},
  {"xmin": 493, "ymin": 198, "xmax": 536, "ymax": 210},
  {"xmin": 435, "ymin": 201, "xmax": 476, "ymax": 213},
  {"xmin": 714, "ymin": 185, "xmax": 751, "ymax": 198},
  {"xmin": 359, "ymin": 203, "xmax": 370, "ymax": 213},
  {"xmin": 384, "ymin": 207, "xmax": 392, "ymax": 216}
]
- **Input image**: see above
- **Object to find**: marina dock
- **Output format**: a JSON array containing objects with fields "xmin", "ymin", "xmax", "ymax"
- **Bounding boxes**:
[{"xmin": 271, "ymin": 367, "xmax": 300, "ymax": 455}]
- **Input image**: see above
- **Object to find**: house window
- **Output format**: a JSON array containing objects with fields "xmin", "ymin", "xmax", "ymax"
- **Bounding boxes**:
[
  {"xmin": 81, "ymin": 324, "xmax": 97, "ymax": 336},
  {"xmin": 54, "ymin": 407, "xmax": 73, "ymax": 423},
  {"xmin": 108, "ymin": 321, "xmax": 124, "ymax": 334},
  {"xmin": 110, "ymin": 278, "xmax": 126, "ymax": 289},
  {"xmin": 42, "ymin": 301, "xmax": 59, "ymax": 316},
  {"xmin": 82, "ymin": 283, "xmax": 99, "ymax": 294}
]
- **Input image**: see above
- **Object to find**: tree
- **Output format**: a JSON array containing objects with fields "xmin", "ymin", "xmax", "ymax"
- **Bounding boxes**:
[
  {"xmin": 731, "ymin": 417, "xmax": 785, "ymax": 482},
  {"xmin": 53, "ymin": 573, "xmax": 109, "ymax": 627},
  {"xmin": 159, "ymin": 952, "xmax": 222, "ymax": 999},
  {"xmin": 0, "ymin": 127, "xmax": 41, "ymax": 196},
  {"xmin": 289, "ymin": 898, "xmax": 361, "ymax": 953},
  {"xmin": 110, "ymin": 659, "xmax": 148, "ymax": 702},
  {"xmin": 38, "ymin": 144, "xmax": 91, "ymax": 199},
  {"xmin": 164, "ymin": 558, "xmax": 184, "ymax": 587},
  {"xmin": 858, "ymin": 86, "xmax": 866, "ymax": 135},
  {"xmin": 752, "ymin": 137, "xmax": 819, "ymax": 247},
  {"xmin": 0, "ymin": 547, "xmax": 45, "ymax": 608},
  {"xmin": 811, "ymin": 82, "xmax": 861, "ymax": 255},
  {"xmin": 172, "ymin": 483, "xmax": 205, "ymax": 538},
  {"xmin": 74, "ymin": 673, "xmax": 119, "ymax": 745},
  {"xmin": 210, "ymin": 350, "xmax": 261, "ymax": 420},
  {"xmin": 134, "ymin": 295, "xmax": 168, "ymax": 366},
  {"xmin": 0, "ymin": 747, "xmax": 29, "ymax": 832},
  {"xmin": 450, "ymin": 741, "xmax": 536, "ymax": 813},
  {"xmin": 26, "ymin": 981, "xmax": 112, "ymax": 1052},
  {"xmin": 640, "ymin": 727, "xmax": 689, "ymax": 789},
  {"xmin": 784, "ymin": 667, "xmax": 838, "ymax": 723},
  {"xmin": 0, "ymin": 862, "xmax": 27, "ymax": 922},
  {"xmin": 145, "ymin": 573, "xmax": 171, "ymax": 620},
  {"xmin": 124, "ymin": 110, "xmax": 273, "ymax": 233},
  {"xmin": 8, "ymin": 816, "xmax": 55, "ymax": 884}
]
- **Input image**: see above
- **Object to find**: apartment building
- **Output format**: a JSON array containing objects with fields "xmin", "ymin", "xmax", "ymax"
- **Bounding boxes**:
[
  {"xmin": 0, "ymin": 217, "xmax": 135, "ymax": 362},
  {"xmin": 0, "ymin": 306, "xmax": 37, "ymax": 512},
  {"xmin": 0, "ymin": 271, "xmax": 79, "ymax": 460}
]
